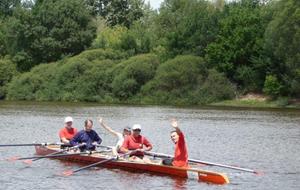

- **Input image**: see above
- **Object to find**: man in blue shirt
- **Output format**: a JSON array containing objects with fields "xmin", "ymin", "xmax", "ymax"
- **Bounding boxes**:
[{"xmin": 70, "ymin": 119, "xmax": 102, "ymax": 151}]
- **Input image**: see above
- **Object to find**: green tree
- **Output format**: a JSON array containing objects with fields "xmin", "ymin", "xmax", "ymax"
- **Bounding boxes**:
[
  {"xmin": 0, "ymin": 0, "xmax": 21, "ymax": 18},
  {"xmin": 206, "ymin": 0, "xmax": 268, "ymax": 91},
  {"xmin": 2, "ymin": 0, "xmax": 96, "ymax": 71},
  {"xmin": 155, "ymin": 0, "xmax": 219, "ymax": 57},
  {"xmin": 86, "ymin": 0, "xmax": 145, "ymax": 28},
  {"xmin": 264, "ymin": 0, "xmax": 300, "ymax": 97}
]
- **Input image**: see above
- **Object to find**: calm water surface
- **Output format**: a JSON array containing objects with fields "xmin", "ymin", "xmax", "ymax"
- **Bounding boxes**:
[{"xmin": 0, "ymin": 101, "xmax": 299, "ymax": 190}]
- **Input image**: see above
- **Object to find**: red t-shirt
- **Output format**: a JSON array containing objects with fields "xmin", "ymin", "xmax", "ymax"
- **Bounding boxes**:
[
  {"xmin": 121, "ymin": 135, "xmax": 152, "ymax": 156},
  {"xmin": 172, "ymin": 132, "xmax": 188, "ymax": 167},
  {"xmin": 59, "ymin": 127, "xmax": 78, "ymax": 141}
]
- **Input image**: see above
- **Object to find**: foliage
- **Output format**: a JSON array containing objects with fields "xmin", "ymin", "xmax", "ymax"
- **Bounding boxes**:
[
  {"xmin": 191, "ymin": 69, "xmax": 236, "ymax": 104},
  {"xmin": 206, "ymin": 0, "xmax": 268, "ymax": 91},
  {"xmin": 2, "ymin": 0, "xmax": 300, "ymax": 105},
  {"xmin": 1, "ymin": 0, "xmax": 96, "ymax": 71},
  {"xmin": 0, "ymin": 0, "xmax": 21, "ymax": 18},
  {"xmin": 263, "ymin": 75, "xmax": 282, "ymax": 98},
  {"xmin": 264, "ymin": 0, "xmax": 300, "ymax": 97},
  {"xmin": 141, "ymin": 55, "xmax": 208, "ymax": 104},
  {"xmin": 6, "ymin": 49, "xmax": 123, "ymax": 101},
  {"xmin": 85, "ymin": 0, "xmax": 145, "ymax": 28},
  {"xmin": 155, "ymin": 0, "xmax": 219, "ymax": 57},
  {"xmin": 0, "ymin": 57, "xmax": 18, "ymax": 99},
  {"xmin": 111, "ymin": 54, "xmax": 160, "ymax": 100},
  {"xmin": 92, "ymin": 25, "xmax": 129, "ymax": 49}
]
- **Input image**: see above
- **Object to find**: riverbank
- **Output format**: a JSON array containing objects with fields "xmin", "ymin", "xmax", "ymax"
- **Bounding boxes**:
[{"xmin": 211, "ymin": 94, "xmax": 300, "ymax": 109}]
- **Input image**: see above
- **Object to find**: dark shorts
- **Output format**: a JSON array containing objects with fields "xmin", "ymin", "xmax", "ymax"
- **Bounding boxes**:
[
  {"xmin": 162, "ymin": 158, "xmax": 174, "ymax": 166},
  {"xmin": 130, "ymin": 154, "xmax": 144, "ymax": 159},
  {"xmin": 60, "ymin": 144, "xmax": 72, "ymax": 149}
]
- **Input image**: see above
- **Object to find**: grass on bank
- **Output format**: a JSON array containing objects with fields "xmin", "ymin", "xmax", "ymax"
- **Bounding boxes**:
[{"xmin": 211, "ymin": 97, "xmax": 300, "ymax": 109}]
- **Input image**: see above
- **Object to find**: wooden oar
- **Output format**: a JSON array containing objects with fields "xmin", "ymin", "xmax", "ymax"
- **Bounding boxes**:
[
  {"xmin": 62, "ymin": 151, "xmax": 135, "ymax": 176},
  {"xmin": 0, "ymin": 142, "xmax": 63, "ymax": 147},
  {"xmin": 23, "ymin": 144, "xmax": 84, "ymax": 164},
  {"xmin": 8, "ymin": 150, "xmax": 111, "ymax": 162},
  {"xmin": 8, "ymin": 152, "xmax": 88, "ymax": 162},
  {"xmin": 146, "ymin": 151, "xmax": 262, "ymax": 174}
]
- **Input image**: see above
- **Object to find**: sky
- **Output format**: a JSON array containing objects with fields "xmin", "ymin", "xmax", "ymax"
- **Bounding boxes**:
[{"xmin": 146, "ymin": 0, "xmax": 164, "ymax": 10}]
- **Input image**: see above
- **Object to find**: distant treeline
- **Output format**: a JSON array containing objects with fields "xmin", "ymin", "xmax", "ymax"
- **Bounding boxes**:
[{"xmin": 0, "ymin": 0, "xmax": 299, "ymax": 105}]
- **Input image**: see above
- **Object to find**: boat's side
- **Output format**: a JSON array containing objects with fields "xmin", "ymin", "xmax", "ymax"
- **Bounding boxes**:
[{"xmin": 35, "ymin": 146, "xmax": 229, "ymax": 185}]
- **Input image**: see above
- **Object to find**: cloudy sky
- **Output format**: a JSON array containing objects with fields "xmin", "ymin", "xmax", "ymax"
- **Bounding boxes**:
[{"xmin": 146, "ymin": 0, "xmax": 164, "ymax": 10}]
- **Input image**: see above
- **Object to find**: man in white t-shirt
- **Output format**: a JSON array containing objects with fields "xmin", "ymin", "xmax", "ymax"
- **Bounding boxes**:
[{"xmin": 98, "ymin": 117, "xmax": 131, "ymax": 154}]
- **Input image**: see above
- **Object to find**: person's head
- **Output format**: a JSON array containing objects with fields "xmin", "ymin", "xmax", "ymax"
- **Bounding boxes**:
[
  {"xmin": 64, "ymin": 116, "xmax": 73, "ymax": 129},
  {"xmin": 170, "ymin": 130, "xmax": 179, "ymax": 144},
  {"xmin": 123, "ymin": 126, "xmax": 131, "ymax": 136},
  {"xmin": 84, "ymin": 119, "xmax": 93, "ymax": 132},
  {"xmin": 132, "ymin": 124, "xmax": 141, "ymax": 137}
]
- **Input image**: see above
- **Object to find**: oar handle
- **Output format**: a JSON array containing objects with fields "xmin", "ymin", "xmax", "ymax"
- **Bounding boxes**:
[{"xmin": 96, "ymin": 145, "xmax": 113, "ymax": 149}]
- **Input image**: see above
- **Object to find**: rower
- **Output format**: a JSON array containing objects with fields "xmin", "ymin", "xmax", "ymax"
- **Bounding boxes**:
[
  {"xmin": 70, "ymin": 119, "xmax": 102, "ymax": 152},
  {"xmin": 59, "ymin": 116, "xmax": 78, "ymax": 146},
  {"xmin": 120, "ymin": 124, "xmax": 152, "ymax": 163},
  {"xmin": 162, "ymin": 118, "xmax": 188, "ymax": 167},
  {"xmin": 98, "ymin": 117, "xmax": 131, "ymax": 153}
]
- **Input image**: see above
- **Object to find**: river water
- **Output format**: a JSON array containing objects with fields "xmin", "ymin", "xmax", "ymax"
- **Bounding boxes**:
[{"xmin": 0, "ymin": 101, "xmax": 299, "ymax": 190}]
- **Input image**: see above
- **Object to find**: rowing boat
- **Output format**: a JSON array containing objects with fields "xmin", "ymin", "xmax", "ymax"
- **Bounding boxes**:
[{"xmin": 35, "ymin": 145, "xmax": 229, "ymax": 185}]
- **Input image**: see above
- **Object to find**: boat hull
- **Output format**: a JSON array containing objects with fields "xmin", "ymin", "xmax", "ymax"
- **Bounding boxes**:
[{"xmin": 35, "ymin": 145, "xmax": 229, "ymax": 185}]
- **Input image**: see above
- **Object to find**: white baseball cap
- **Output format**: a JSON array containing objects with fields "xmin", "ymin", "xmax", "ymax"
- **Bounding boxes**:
[
  {"xmin": 132, "ymin": 124, "xmax": 141, "ymax": 130},
  {"xmin": 64, "ymin": 116, "xmax": 73, "ymax": 123}
]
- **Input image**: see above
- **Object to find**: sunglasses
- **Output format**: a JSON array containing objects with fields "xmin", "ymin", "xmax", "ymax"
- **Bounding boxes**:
[{"xmin": 133, "ymin": 129, "xmax": 141, "ymax": 132}]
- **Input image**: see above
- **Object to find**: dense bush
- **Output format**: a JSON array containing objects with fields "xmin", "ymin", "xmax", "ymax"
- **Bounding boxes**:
[
  {"xmin": 141, "ymin": 55, "xmax": 207, "ymax": 104},
  {"xmin": 189, "ymin": 69, "xmax": 236, "ymax": 104},
  {"xmin": 7, "ymin": 49, "xmax": 123, "ymax": 102},
  {"xmin": 0, "ymin": 58, "xmax": 18, "ymax": 99},
  {"xmin": 263, "ymin": 75, "xmax": 282, "ymax": 98},
  {"xmin": 75, "ymin": 48, "xmax": 128, "ymax": 62},
  {"xmin": 141, "ymin": 55, "xmax": 236, "ymax": 105},
  {"xmin": 92, "ymin": 25, "xmax": 128, "ymax": 50},
  {"xmin": 111, "ymin": 54, "xmax": 160, "ymax": 100}
]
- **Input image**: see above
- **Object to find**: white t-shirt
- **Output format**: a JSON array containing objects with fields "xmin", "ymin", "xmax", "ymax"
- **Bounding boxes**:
[{"xmin": 116, "ymin": 132, "xmax": 124, "ymax": 150}]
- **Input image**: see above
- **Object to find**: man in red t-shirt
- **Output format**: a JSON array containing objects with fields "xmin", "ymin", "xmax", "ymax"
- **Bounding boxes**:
[
  {"xmin": 162, "ymin": 119, "xmax": 188, "ymax": 167},
  {"xmin": 59, "ymin": 116, "xmax": 78, "ymax": 144},
  {"xmin": 120, "ymin": 124, "xmax": 152, "ymax": 162}
]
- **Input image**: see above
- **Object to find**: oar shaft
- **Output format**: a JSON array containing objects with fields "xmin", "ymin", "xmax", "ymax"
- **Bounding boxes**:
[
  {"xmin": 19, "ymin": 150, "xmax": 111, "ymax": 160},
  {"xmin": 19, "ymin": 152, "xmax": 86, "ymax": 160},
  {"xmin": 73, "ymin": 157, "xmax": 116, "ymax": 173},
  {"xmin": 70, "ymin": 151, "xmax": 135, "ymax": 174},
  {"xmin": 0, "ymin": 142, "xmax": 62, "ymax": 147},
  {"xmin": 147, "ymin": 151, "xmax": 257, "ymax": 173},
  {"xmin": 188, "ymin": 159, "xmax": 256, "ymax": 173},
  {"xmin": 32, "ymin": 144, "xmax": 83, "ymax": 161}
]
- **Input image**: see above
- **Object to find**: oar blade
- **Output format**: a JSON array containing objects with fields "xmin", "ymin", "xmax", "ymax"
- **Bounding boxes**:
[
  {"xmin": 23, "ymin": 159, "xmax": 33, "ymax": 165},
  {"xmin": 7, "ymin": 156, "xmax": 20, "ymax": 162},
  {"xmin": 62, "ymin": 170, "xmax": 74, "ymax": 176},
  {"xmin": 254, "ymin": 170, "xmax": 264, "ymax": 176}
]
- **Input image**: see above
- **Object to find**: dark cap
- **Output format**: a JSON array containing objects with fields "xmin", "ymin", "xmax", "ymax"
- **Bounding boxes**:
[{"xmin": 123, "ymin": 126, "xmax": 131, "ymax": 131}]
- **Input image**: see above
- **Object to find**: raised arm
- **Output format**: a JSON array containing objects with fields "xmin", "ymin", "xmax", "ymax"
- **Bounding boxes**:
[
  {"xmin": 98, "ymin": 117, "xmax": 119, "ymax": 137},
  {"xmin": 170, "ymin": 118, "xmax": 181, "ymax": 134}
]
